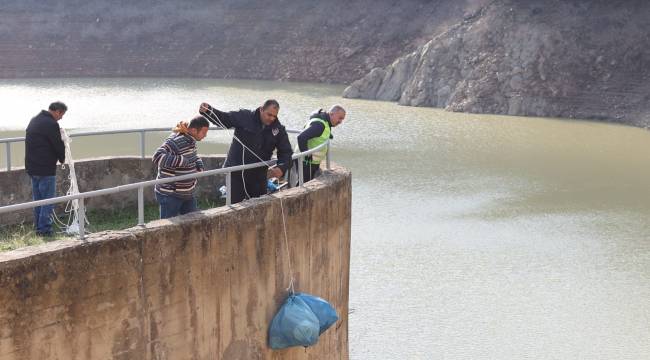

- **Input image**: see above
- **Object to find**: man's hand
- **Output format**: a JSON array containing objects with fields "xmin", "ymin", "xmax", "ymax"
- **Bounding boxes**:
[
  {"xmin": 267, "ymin": 167, "xmax": 283, "ymax": 179},
  {"xmin": 200, "ymin": 103, "xmax": 211, "ymax": 113}
]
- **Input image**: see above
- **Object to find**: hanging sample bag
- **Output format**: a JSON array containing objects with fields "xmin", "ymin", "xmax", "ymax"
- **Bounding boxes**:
[
  {"xmin": 296, "ymin": 293, "xmax": 339, "ymax": 335},
  {"xmin": 268, "ymin": 293, "xmax": 339, "ymax": 349}
]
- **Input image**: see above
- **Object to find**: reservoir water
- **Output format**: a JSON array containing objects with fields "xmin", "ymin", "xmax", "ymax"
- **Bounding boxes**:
[{"xmin": 1, "ymin": 78, "xmax": 649, "ymax": 359}]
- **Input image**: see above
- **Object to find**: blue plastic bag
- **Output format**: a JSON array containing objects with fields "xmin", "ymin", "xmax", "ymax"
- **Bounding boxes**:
[
  {"xmin": 296, "ymin": 293, "xmax": 339, "ymax": 335},
  {"xmin": 267, "ymin": 179, "xmax": 280, "ymax": 193},
  {"xmin": 269, "ymin": 295, "xmax": 320, "ymax": 349}
]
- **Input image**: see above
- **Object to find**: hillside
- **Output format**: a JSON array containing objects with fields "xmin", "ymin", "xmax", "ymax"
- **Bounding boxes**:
[
  {"xmin": 343, "ymin": 0, "xmax": 650, "ymax": 127},
  {"xmin": 2, "ymin": 0, "xmax": 649, "ymax": 126},
  {"xmin": 0, "ymin": 0, "xmax": 485, "ymax": 83}
]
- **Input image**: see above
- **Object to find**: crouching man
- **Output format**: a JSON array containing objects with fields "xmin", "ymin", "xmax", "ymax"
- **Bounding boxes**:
[{"xmin": 152, "ymin": 116, "xmax": 209, "ymax": 219}]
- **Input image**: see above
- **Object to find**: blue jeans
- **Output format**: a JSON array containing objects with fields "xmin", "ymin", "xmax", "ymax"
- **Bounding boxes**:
[
  {"xmin": 31, "ymin": 175, "xmax": 56, "ymax": 234},
  {"xmin": 155, "ymin": 192, "xmax": 198, "ymax": 219}
]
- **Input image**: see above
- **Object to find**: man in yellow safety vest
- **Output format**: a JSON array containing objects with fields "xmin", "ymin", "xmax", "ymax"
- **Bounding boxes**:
[{"xmin": 296, "ymin": 105, "xmax": 346, "ymax": 182}]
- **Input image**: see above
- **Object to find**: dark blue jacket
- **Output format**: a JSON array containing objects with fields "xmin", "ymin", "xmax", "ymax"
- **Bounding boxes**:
[
  {"xmin": 201, "ymin": 106, "xmax": 293, "ymax": 174},
  {"xmin": 25, "ymin": 110, "xmax": 65, "ymax": 176}
]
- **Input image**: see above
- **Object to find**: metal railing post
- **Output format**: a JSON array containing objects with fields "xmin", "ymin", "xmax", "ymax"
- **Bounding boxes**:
[
  {"xmin": 138, "ymin": 186, "xmax": 145, "ymax": 226},
  {"xmin": 298, "ymin": 156, "xmax": 304, "ymax": 186},
  {"xmin": 78, "ymin": 198, "xmax": 86, "ymax": 240},
  {"xmin": 325, "ymin": 140, "xmax": 331, "ymax": 170},
  {"xmin": 226, "ymin": 172, "xmax": 232, "ymax": 205},
  {"xmin": 139, "ymin": 131, "xmax": 146, "ymax": 159},
  {"xmin": 5, "ymin": 142, "xmax": 11, "ymax": 171}
]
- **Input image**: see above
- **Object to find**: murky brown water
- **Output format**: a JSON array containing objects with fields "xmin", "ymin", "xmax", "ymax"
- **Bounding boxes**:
[{"xmin": 1, "ymin": 78, "xmax": 649, "ymax": 359}]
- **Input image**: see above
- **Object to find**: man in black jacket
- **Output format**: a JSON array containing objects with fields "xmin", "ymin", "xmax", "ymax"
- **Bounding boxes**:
[
  {"xmin": 25, "ymin": 101, "xmax": 67, "ymax": 236},
  {"xmin": 199, "ymin": 99, "xmax": 293, "ymax": 204}
]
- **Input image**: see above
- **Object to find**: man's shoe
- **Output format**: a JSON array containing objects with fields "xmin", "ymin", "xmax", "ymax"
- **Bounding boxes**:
[{"xmin": 36, "ymin": 231, "xmax": 54, "ymax": 237}]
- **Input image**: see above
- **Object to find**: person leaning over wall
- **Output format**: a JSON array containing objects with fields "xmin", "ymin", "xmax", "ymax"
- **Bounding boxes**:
[
  {"xmin": 199, "ymin": 99, "xmax": 293, "ymax": 204},
  {"xmin": 152, "ymin": 116, "xmax": 209, "ymax": 219},
  {"xmin": 295, "ymin": 105, "xmax": 346, "ymax": 183},
  {"xmin": 25, "ymin": 101, "xmax": 67, "ymax": 237}
]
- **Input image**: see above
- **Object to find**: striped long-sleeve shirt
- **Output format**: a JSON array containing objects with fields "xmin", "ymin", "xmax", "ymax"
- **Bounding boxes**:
[{"xmin": 153, "ymin": 133, "xmax": 204, "ymax": 199}]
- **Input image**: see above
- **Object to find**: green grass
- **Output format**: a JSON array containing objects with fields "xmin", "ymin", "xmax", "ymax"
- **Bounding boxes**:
[
  {"xmin": 0, "ymin": 198, "xmax": 225, "ymax": 252},
  {"xmin": 0, "ymin": 222, "xmax": 69, "ymax": 251}
]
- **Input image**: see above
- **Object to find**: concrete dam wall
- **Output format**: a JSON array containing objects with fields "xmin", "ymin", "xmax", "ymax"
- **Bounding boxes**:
[{"xmin": 0, "ymin": 162, "xmax": 352, "ymax": 359}]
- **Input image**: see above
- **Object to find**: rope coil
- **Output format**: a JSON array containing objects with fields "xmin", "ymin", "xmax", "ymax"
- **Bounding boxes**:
[{"xmin": 52, "ymin": 128, "xmax": 90, "ymax": 235}]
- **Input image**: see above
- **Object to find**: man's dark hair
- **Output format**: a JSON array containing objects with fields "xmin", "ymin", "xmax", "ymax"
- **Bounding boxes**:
[
  {"xmin": 262, "ymin": 99, "xmax": 280, "ymax": 110},
  {"xmin": 188, "ymin": 116, "xmax": 210, "ymax": 129},
  {"xmin": 49, "ymin": 101, "xmax": 67, "ymax": 112}
]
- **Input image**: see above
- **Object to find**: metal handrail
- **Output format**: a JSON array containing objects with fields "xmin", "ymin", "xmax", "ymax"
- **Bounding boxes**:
[
  {"xmin": 1, "ymin": 126, "xmax": 304, "ymax": 170},
  {"xmin": 0, "ymin": 127, "xmax": 331, "ymax": 240}
]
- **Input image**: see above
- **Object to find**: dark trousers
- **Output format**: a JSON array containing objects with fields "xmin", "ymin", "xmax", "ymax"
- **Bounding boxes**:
[
  {"xmin": 287, "ymin": 160, "xmax": 321, "ymax": 187},
  {"xmin": 229, "ymin": 169, "xmax": 267, "ymax": 204},
  {"xmin": 30, "ymin": 175, "xmax": 56, "ymax": 234},
  {"xmin": 302, "ymin": 162, "xmax": 321, "ymax": 183},
  {"xmin": 156, "ymin": 192, "xmax": 198, "ymax": 219}
]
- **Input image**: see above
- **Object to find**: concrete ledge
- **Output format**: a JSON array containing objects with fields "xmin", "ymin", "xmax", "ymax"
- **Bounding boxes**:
[
  {"xmin": 0, "ymin": 165, "xmax": 351, "ymax": 359},
  {"xmin": 0, "ymin": 156, "xmax": 226, "ymax": 226}
]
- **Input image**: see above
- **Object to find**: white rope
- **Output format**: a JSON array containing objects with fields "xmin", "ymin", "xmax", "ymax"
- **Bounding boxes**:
[
  {"xmin": 201, "ymin": 107, "xmax": 275, "ymax": 167},
  {"xmin": 55, "ymin": 128, "xmax": 89, "ymax": 235},
  {"xmin": 201, "ymin": 108, "xmax": 296, "ymax": 295},
  {"xmin": 205, "ymin": 106, "xmax": 294, "ymax": 292},
  {"xmin": 200, "ymin": 108, "xmax": 251, "ymax": 199},
  {"xmin": 241, "ymin": 145, "xmax": 251, "ymax": 200},
  {"xmin": 201, "ymin": 106, "xmax": 276, "ymax": 201},
  {"xmin": 279, "ymin": 197, "xmax": 295, "ymax": 295}
]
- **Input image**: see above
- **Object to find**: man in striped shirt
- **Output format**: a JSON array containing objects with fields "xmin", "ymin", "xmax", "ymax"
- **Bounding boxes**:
[{"xmin": 153, "ymin": 116, "xmax": 209, "ymax": 219}]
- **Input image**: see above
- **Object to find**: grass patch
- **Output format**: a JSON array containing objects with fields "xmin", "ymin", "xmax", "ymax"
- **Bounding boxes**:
[
  {"xmin": 0, "ymin": 222, "xmax": 69, "ymax": 252},
  {"xmin": 0, "ymin": 197, "xmax": 225, "ymax": 252}
]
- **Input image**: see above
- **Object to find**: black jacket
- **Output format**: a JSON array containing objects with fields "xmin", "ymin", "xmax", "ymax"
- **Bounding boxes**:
[
  {"xmin": 25, "ymin": 110, "xmax": 65, "ymax": 176},
  {"xmin": 201, "ymin": 106, "xmax": 293, "ymax": 174}
]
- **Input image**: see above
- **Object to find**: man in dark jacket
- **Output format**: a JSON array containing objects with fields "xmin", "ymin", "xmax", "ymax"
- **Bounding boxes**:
[
  {"xmin": 25, "ymin": 101, "xmax": 67, "ymax": 236},
  {"xmin": 199, "ymin": 99, "xmax": 293, "ymax": 204},
  {"xmin": 296, "ymin": 105, "xmax": 346, "ymax": 182}
]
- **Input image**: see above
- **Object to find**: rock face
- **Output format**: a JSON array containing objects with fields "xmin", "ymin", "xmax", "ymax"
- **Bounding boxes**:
[
  {"xmin": 344, "ymin": 0, "xmax": 650, "ymax": 127},
  {"xmin": 0, "ymin": 0, "xmax": 486, "ymax": 83}
]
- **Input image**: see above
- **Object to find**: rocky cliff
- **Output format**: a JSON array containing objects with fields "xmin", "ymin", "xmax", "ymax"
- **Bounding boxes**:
[
  {"xmin": 343, "ymin": 0, "xmax": 650, "ymax": 127},
  {"xmin": 0, "ymin": 0, "xmax": 485, "ymax": 83}
]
